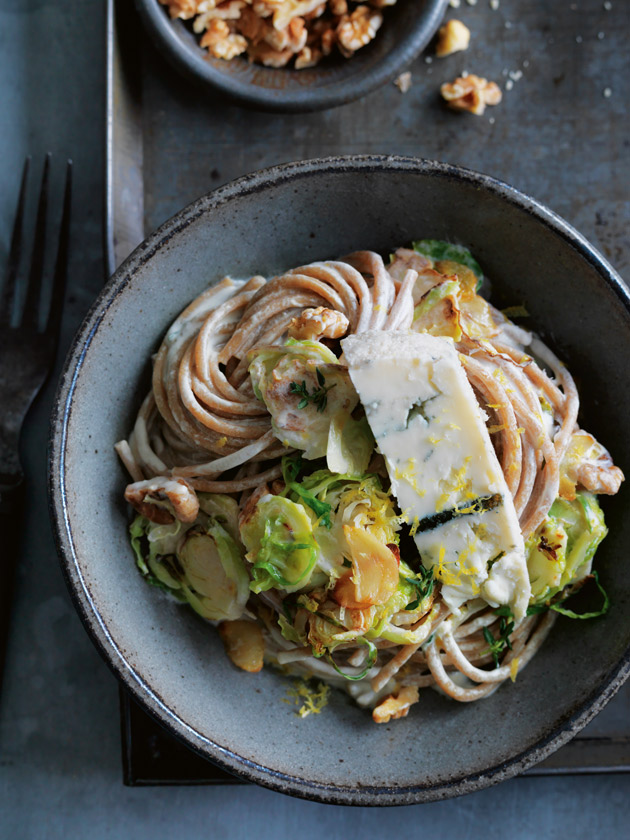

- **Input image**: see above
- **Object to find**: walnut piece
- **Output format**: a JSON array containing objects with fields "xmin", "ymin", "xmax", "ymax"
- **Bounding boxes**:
[
  {"xmin": 435, "ymin": 19, "xmax": 470, "ymax": 57},
  {"xmin": 273, "ymin": 0, "xmax": 328, "ymax": 31},
  {"xmin": 194, "ymin": 0, "xmax": 245, "ymax": 30},
  {"xmin": 329, "ymin": 0, "xmax": 348, "ymax": 14},
  {"xmin": 247, "ymin": 42, "xmax": 294, "ymax": 66},
  {"xmin": 288, "ymin": 307, "xmax": 350, "ymax": 341},
  {"xmin": 441, "ymin": 73, "xmax": 502, "ymax": 115},
  {"xmin": 295, "ymin": 44, "xmax": 323, "ymax": 68},
  {"xmin": 160, "ymin": 0, "xmax": 398, "ymax": 68},
  {"xmin": 372, "ymin": 686, "xmax": 419, "ymax": 724},
  {"xmin": 124, "ymin": 477, "xmax": 199, "ymax": 525},
  {"xmin": 336, "ymin": 5, "xmax": 383, "ymax": 56},
  {"xmin": 201, "ymin": 20, "xmax": 248, "ymax": 58},
  {"xmin": 394, "ymin": 71, "xmax": 412, "ymax": 93},
  {"xmin": 159, "ymin": 0, "xmax": 206, "ymax": 20}
]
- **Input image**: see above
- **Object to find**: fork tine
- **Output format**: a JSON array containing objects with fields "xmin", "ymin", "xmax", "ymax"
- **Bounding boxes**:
[
  {"xmin": 22, "ymin": 152, "xmax": 51, "ymax": 329},
  {"xmin": 43, "ymin": 160, "xmax": 73, "ymax": 339},
  {"xmin": 0, "ymin": 156, "xmax": 31, "ymax": 328}
]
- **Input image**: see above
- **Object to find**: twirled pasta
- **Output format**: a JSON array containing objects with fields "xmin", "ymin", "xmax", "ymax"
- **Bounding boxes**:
[{"xmin": 117, "ymin": 246, "xmax": 623, "ymax": 722}]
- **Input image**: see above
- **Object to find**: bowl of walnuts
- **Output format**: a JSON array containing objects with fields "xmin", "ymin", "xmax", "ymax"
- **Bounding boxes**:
[{"xmin": 134, "ymin": 0, "xmax": 449, "ymax": 111}]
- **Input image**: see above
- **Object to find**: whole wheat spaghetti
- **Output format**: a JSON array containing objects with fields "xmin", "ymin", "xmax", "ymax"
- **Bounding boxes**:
[{"xmin": 117, "ymin": 242, "xmax": 623, "ymax": 723}]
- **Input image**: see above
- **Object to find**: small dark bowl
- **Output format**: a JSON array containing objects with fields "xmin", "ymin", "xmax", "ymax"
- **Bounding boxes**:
[
  {"xmin": 49, "ymin": 156, "xmax": 630, "ymax": 805},
  {"xmin": 134, "ymin": 0, "xmax": 448, "ymax": 111}
]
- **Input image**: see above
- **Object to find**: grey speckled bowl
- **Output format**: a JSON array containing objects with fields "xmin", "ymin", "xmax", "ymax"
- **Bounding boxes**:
[
  {"xmin": 50, "ymin": 156, "xmax": 630, "ymax": 805},
  {"xmin": 133, "ymin": 0, "xmax": 448, "ymax": 112}
]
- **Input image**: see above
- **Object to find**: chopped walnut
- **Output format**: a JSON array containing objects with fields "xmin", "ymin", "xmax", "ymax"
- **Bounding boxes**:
[
  {"xmin": 159, "ymin": 0, "xmax": 397, "ymax": 67},
  {"xmin": 236, "ymin": 5, "xmax": 267, "ymax": 43},
  {"xmin": 287, "ymin": 16, "xmax": 308, "ymax": 51},
  {"xmin": 560, "ymin": 430, "xmax": 625, "ymax": 499},
  {"xmin": 124, "ymin": 477, "xmax": 199, "ymax": 525},
  {"xmin": 320, "ymin": 26, "xmax": 336, "ymax": 54},
  {"xmin": 441, "ymin": 74, "xmax": 502, "ymax": 115},
  {"xmin": 295, "ymin": 44, "xmax": 323, "ymax": 68},
  {"xmin": 304, "ymin": 3, "xmax": 326, "ymax": 19},
  {"xmin": 288, "ymin": 307, "xmax": 350, "ymax": 340},
  {"xmin": 577, "ymin": 462, "xmax": 624, "ymax": 496},
  {"xmin": 394, "ymin": 71, "xmax": 412, "ymax": 93},
  {"xmin": 252, "ymin": 0, "xmax": 275, "ymax": 17},
  {"xmin": 372, "ymin": 686, "xmax": 419, "ymax": 724},
  {"xmin": 435, "ymin": 19, "xmax": 470, "ymax": 57},
  {"xmin": 336, "ymin": 5, "xmax": 383, "ymax": 56},
  {"xmin": 329, "ymin": 0, "xmax": 348, "ymax": 14},
  {"xmin": 194, "ymin": 0, "xmax": 245, "ymax": 29},
  {"xmin": 159, "ymin": 0, "xmax": 206, "ymax": 20},
  {"xmin": 247, "ymin": 42, "xmax": 294, "ymax": 66},
  {"xmin": 273, "ymin": 0, "xmax": 328, "ymax": 30},
  {"xmin": 201, "ymin": 20, "xmax": 248, "ymax": 58}
]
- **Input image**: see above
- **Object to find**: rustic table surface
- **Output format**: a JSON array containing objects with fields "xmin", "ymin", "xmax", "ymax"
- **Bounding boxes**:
[{"xmin": 1, "ymin": 0, "xmax": 629, "ymax": 836}]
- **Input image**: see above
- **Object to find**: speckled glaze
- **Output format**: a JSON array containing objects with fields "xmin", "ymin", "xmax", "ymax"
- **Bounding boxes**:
[
  {"xmin": 49, "ymin": 157, "xmax": 630, "ymax": 805},
  {"xmin": 133, "ymin": 0, "xmax": 448, "ymax": 112}
]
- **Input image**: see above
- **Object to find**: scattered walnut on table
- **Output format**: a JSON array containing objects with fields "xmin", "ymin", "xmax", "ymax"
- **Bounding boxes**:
[
  {"xmin": 435, "ymin": 19, "xmax": 470, "ymax": 57},
  {"xmin": 440, "ymin": 73, "xmax": 502, "ymax": 115},
  {"xmin": 394, "ymin": 71, "xmax": 412, "ymax": 93}
]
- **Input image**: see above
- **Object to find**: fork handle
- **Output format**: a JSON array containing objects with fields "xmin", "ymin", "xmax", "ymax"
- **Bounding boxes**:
[{"xmin": 0, "ymin": 477, "xmax": 25, "ymax": 698}]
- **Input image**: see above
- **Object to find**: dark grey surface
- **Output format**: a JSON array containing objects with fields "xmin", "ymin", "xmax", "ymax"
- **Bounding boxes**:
[{"xmin": 1, "ymin": 0, "xmax": 630, "ymax": 835}]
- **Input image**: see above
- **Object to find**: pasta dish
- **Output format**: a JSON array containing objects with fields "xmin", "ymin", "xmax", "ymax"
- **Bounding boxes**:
[{"xmin": 116, "ymin": 241, "xmax": 623, "ymax": 723}]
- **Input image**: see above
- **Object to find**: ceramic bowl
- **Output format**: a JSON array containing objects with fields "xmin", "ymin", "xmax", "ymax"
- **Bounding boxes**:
[
  {"xmin": 49, "ymin": 156, "xmax": 630, "ymax": 805},
  {"xmin": 133, "ymin": 0, "xmax": 448, "ymax": 112}
]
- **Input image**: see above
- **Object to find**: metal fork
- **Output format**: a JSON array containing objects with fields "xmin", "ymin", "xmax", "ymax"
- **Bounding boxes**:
[{"xmin": 0, "ymin": 154, "xmax": 72, "ymax": 698}]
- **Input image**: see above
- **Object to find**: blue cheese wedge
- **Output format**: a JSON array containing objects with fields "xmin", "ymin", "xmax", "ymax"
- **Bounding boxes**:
[{"xmin": 342, "ymin": 331, "xmax": 530, "ymax": 621}]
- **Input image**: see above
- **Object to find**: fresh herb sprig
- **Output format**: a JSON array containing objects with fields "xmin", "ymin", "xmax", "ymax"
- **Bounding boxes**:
[
  {"xmin": 482, "ymin": 613, "xmax": 514, "ymax": 667},
  {"xmin": 289, "ymin": 368, "xmax": 336, "ymax": 413},
  {"xmin": 404, "ymin": 566, "xmax": 436, "ymax": 611}
]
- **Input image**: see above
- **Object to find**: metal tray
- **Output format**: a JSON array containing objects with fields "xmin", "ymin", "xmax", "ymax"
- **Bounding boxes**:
[{"xmin": 106, "ymin": 0, "xmax": 630, "ymax": 784}]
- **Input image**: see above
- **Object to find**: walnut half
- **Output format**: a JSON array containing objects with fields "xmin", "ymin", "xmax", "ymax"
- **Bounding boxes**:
[
  {"xmin": 288, "ymin": 307, "xmax": 350, "ymax": 340},
  {"xmin": 435, "ymin": 19, "xmax": 470, "ymax": 58},
  {"xmin": 440, "ymin": 74, "xmax": 502, "ymax": 115},
  {"xmin": 336, "ymin": 5, "xmax": 383, "ymax": 56}
]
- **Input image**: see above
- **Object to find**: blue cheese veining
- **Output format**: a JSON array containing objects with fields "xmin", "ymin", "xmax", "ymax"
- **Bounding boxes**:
[{"xmin": 342, "ymin": 331, "xmax": 531, "ymax": 621}]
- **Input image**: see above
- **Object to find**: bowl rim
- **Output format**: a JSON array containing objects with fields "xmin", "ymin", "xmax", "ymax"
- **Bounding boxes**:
[
  {"xmin": 49, "ymin": 155, "xmax": 630, "ymax": 805},
  {"xmin": 133, "ymin": 0, "xmax": 449, "ymax": 112}
]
